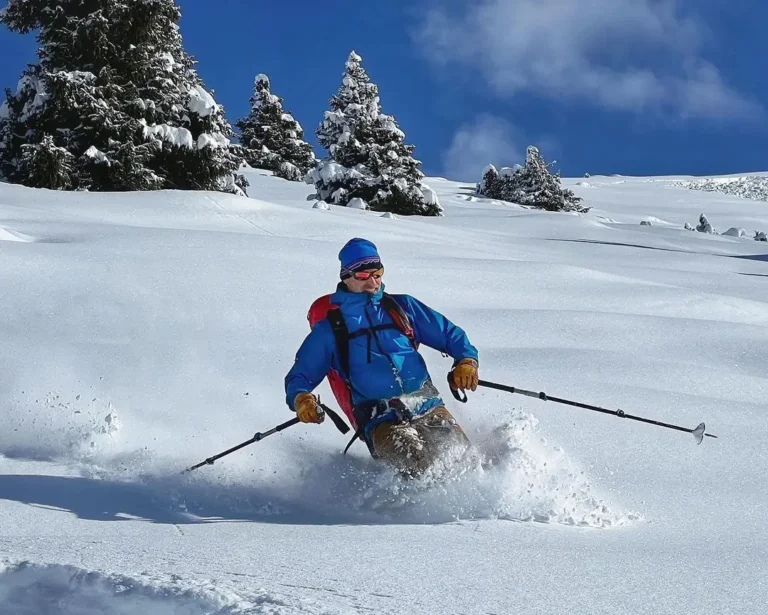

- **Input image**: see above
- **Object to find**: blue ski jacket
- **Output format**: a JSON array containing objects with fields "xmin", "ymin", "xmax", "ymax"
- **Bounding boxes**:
[{"xmin": 285, "ymin": 284, "xmax": 478, "ymax": 412}]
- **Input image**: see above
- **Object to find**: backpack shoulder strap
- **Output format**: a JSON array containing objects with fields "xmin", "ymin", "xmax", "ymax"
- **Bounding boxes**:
[
  {"xmin": 326, "ymin": 307, "xmax": 351, "ymax": 382},
  {"xmin": 381, "ymin": 293, "xmax": 417, "ymax": 348}
]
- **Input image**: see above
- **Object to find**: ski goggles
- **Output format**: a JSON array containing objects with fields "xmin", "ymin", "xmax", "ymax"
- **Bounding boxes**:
[{"xmin": 352, "ymin": 268, "xmax": 384, "ymax": 281}]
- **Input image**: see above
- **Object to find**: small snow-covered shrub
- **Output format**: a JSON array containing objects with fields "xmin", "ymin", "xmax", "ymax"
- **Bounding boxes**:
[
  {"xmin": 475, "ymin": 147, "xmax": 589, "ymax": 213},
  {"xmin": 696, "ymin": 213, "xmax": 715, "ymax": 233},
  {"xmin": 671, "ymin": 175, "xmax": 768, "ymax": 202}
]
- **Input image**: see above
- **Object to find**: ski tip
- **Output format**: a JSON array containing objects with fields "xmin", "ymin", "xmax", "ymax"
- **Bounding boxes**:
[{"xmin": 692, "ymin": 422, "xmax": 705, "ymax": 445}]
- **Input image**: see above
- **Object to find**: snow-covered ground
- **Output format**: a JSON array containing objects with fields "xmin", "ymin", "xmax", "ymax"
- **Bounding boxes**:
[{"xmin": 1, "ymin": 169, "xmax": 766, "ymax": 614}]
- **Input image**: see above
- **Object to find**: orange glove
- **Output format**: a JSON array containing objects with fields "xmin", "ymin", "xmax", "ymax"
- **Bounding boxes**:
[
  {"xmin": 294, "ymin": 392, "xmax": 324, "ymax": 424},
  {"xmin": 451, "ymin": 358, "xmax": 479, "ymax": 392}
]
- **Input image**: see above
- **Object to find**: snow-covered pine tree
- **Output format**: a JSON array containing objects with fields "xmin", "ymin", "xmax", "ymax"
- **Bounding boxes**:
[
  {"xmin": 18, "ymin": 135, "xmax": 75, "ymax": 190},
  {"xmin": 308, "ymin": 51, "xmax": 441, "ymax": 216},
  {"xmin": 476, "ymin": 164, "xmax": 502, "ymax": 197},
  {"xmin": 0, "ymin": 0, "xmax": 245, "ymax": 193},
  {"xmin": 235, "ymin": 74, "xmax": 315, "ymax": 181},
  {"xmin": 476, "ymin": 147, "xmax": 588, "ymax": 213}
]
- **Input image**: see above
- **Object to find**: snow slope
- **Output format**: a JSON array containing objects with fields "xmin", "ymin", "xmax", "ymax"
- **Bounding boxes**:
[{"xmin": 1, "ymin": 169, "xmax": 766, "ymax": 614}]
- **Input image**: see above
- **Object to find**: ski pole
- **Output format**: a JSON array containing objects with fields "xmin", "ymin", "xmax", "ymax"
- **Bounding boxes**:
[
  {"xmin": 182, "ymin": 400, "xmax": 350, "ymax": 473},
  {"xmin": 449, "ymin": 377, "xmax": 717, "ymax": 444}
]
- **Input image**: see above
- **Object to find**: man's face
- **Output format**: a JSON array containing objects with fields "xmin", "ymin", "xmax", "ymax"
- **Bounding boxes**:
[{"xmin": 344, "ymin": 268, "xmax": 383, "ymax": 294}]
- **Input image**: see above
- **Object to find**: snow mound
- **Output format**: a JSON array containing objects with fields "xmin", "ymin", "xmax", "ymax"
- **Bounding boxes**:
[
  {"xmin": 645, "ymin": 216, "xmax": 674, "ymax": 225},
  {"xmin": 0, "ymin": 226, "xmax": 34, "ymax": 242},
  {"xmin": 722, "ymin": 227, "xmax": 747, "ymax": 238},
  {"xmin": 347, "ymin": 197, "xmax": 367, "ymax": 210},
  {"xmin": 0, "ymin": 561, "xmax": 272, "ymax": 615}
]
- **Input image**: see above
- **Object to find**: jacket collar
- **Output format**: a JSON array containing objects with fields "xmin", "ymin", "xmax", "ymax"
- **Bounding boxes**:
[{"xmin": 331, "ymin": 282, "xmax": 385, "ymax": 308}]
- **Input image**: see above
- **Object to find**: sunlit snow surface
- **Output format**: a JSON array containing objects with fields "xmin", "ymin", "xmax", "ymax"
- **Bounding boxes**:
[{"xmin": 1, "ymin": 169, "xmax": 766, "ymax": 614}]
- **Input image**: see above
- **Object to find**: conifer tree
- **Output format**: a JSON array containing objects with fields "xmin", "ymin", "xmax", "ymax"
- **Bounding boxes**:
[
  {"xmin": 308, "ymin": 51, "xmax": 441, "ymax": 216},
  {"xmin": 18, "ymin": 135, "xmax": 75, "ymax": 190},
  {"xmin": 477, "ymin": 147, "xmax": 588, "ymax": 213},
  {"xmin": 236, "ymin": 74, "xmax": 315, "ymax": 181},
  {"xmin": 0, "ymin": 0, "xmax": 245, "ymax": 193}
]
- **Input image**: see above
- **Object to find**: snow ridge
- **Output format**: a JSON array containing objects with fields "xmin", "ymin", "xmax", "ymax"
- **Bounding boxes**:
[
  {"xmin": 0, "ymin": 561, "xmax": 290, "ymax": 615},
  {"xmin": 671, "ymin": 175, "xmax": 768, "ymax": 201}
]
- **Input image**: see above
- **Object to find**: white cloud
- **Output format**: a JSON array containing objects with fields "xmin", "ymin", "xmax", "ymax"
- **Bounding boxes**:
[
  {"xmin": 443, "ymin": 114, "xmax": 524, "ymax": 182},
  {"xmin": 419, "ymin": 0, "xmax": 761, "ymax": 120}
]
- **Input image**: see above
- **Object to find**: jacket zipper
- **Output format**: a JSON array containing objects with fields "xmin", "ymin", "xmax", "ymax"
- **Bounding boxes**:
[{"xmin": 364, "ymin": 299, "xmax": 405, "ymax": 395}]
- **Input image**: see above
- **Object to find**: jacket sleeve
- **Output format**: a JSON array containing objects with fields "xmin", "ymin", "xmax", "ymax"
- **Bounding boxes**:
[
  {"xmin": 400, "ymin": 295, "xmax": 479, "ymax": 365},
  {"xmin": 284, "ymin": 320, "xmax": 334, "ymax": 410}
]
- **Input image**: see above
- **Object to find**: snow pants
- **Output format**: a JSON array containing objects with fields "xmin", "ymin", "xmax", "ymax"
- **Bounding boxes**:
[{"xmin": 368, "ymin": 406, "xmax": 470, "ymax": 477}]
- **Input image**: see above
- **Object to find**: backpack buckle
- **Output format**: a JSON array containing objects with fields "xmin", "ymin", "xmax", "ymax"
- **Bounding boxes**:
[{"xmin": 385, "ymin": 397, "xmax": 413, "ymax": 423}]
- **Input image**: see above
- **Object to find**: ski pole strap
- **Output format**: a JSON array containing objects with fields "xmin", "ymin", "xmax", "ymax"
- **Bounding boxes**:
[
  {"xmin": 318, "ymin": 401, "xmax": 351, "ymax": 434},
  {"xmin": 448, "ymin": 371, "xmax": 469, "ymax": 403},
  {"xmin": 343, "ymin": 431, "xmax": 359, "ymax": 455}
]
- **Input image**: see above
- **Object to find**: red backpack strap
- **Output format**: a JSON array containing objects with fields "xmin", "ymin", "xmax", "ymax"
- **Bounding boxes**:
[
  {"xmin": 307, "ymin": 295, "xmax": 356, "ymax": 427},
  {"xmin": 381, "ymin": 293, "xmax": 418, "ymax": 349},
  {"xmin": 308, "ymin": 295, "xmax": 350, "ymax": 377},
  {"xmin": 307, "ymin": 295, "xmax": 352, "ymax": 382}
]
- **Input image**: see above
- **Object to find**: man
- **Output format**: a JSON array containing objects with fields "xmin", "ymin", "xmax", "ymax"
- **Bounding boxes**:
[{"xmin": 284, "ymin": 238, "xmax": 479, "ymax": 476}]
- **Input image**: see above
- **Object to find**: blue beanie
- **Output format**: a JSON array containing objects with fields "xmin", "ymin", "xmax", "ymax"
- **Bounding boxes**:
[{"xmin": 339, "ymin": 238, "xmax": 382, "ymax": 279}]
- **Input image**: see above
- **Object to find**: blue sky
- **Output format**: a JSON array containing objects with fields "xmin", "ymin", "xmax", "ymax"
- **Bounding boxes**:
[{"xmin": 2, "ymin": 0, "xmax": 767, "ymax": 181}]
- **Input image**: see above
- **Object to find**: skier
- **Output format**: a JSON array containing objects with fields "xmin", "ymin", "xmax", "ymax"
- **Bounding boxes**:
[{"xmin": 285, "ymin": 238, "xmax": 479, "ymax": 476}]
